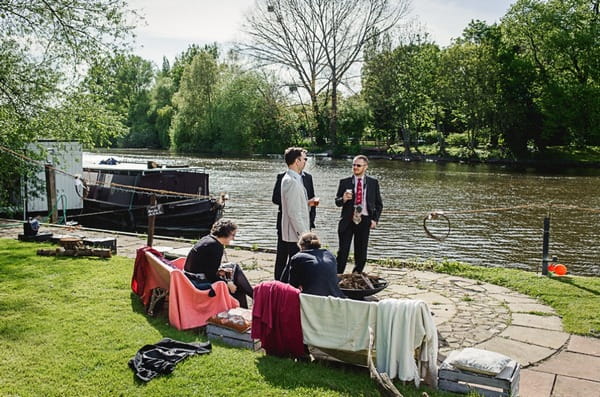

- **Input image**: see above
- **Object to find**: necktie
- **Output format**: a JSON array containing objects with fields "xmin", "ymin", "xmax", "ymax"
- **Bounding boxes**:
[{"xmin": 355, "ymin": 178, "xmax": 362, "ymax": 206}]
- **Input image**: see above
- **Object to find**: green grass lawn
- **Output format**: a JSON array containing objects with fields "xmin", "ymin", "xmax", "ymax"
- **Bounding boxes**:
[
  {"xmin": 378, "ymin": 258, "xmax": 600, "ymax": 336},
  {"xmin": 1, "ymin": 239, "xmax": 462, "ymax": 397}
]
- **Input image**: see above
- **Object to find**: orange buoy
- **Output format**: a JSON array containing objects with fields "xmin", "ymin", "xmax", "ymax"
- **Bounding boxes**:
[
  {"xmin": 548, "ymin": 264, "xmax": 556, "ymax": 272},
  {"xmin": 554, "ymin": 264, "xmax": 567, "ymax": 276}
]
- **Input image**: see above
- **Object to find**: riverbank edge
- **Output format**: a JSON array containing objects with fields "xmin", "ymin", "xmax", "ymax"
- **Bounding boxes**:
[
  {"xmin": 360, "ymin": 150, "xmax": 600, "ymax": 169},
  {"xmin": 91, "ymin": 147, "xmax": 600, "ymax": 169}
]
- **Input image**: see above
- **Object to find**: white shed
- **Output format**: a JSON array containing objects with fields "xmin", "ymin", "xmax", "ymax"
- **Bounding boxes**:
[{"xmin": 26, "ymin": 141, "xmax": 83, "ymax": 213}]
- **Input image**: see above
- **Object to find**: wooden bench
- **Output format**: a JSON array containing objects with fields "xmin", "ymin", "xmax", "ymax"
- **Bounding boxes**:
[
  {"xmin": 299, "ymin": 295, "xmax": 438, "ymax": 387},
  {"xmin": 132, "ymin": 248, "xmax": 239, "ymax": 330}
]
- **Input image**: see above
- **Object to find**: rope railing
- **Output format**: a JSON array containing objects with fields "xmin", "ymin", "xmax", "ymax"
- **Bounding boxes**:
[
  {"xmin": 4, "ymin": 144, "xmax": 598, "ymax": 241},
  {"xmin": 0, "ymin": 144, "xmax": 220, "ymax": 201}
]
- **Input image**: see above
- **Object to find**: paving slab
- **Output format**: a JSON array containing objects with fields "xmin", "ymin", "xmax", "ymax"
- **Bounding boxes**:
[
  {"xmin": 552, "ymin": 374, "xmax": 600, "ymax": 397},
  {"xmin": 568, "ymin": 335, "xmax": 600, "ymax": 356},
  {"xmin": 475, "ymin": 337, "xmax": 556, "ymax": 367},
  {"xmin": 534, "ymin": 351, "xmax": 600, "ymax": 382},
  {"xmin": 507, "ymin": 302, "xmax": 556, "ymax": 314},
  {"xmin": 489, "ymin": 292, "xmax": 538, "ymax": 304},
  {"xmin": 511, "ymin": 313, "xmax": 564, "ymax": 331},
  {"xmin": 500, "ymin": 325, "xmax": 569, "ymax": 349},
  {"xmin": 519, "ymin": 369, "xmax": 555, "ymax": 397}
]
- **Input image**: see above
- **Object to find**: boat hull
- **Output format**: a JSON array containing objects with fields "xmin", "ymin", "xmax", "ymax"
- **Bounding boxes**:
[{"xmin": 77, "ymin": 166, "xmax": 224, "ymax": 239}]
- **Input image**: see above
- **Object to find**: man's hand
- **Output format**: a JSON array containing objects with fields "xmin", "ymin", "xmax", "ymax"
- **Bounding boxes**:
[
  {"xmin": 370, "ymin": 220, "xmax": 377, "ymax": 229},
  {"xmin": 227, "ymin": 281, "xmax": 237, "ymax": 293},
  {"xmin": 342, "ymin": 190, "xmax": 353, "ymax": 203}
]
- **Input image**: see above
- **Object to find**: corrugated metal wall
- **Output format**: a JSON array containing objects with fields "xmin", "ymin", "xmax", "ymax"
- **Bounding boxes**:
[{"xmin": 26, "ymin": 141, "xmax": 83, "ymax": 212}]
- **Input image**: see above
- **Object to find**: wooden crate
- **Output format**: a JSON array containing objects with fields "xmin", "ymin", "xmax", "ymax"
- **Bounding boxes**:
[
  {"xmin": 206, "ymin": 324, "xmax": 261, "ymax": 351},
  {"xmin": 83, "ymin": 237, "xmax": 117, "ymax": 254},
  {"xmin": 438, "ymin": 359, "xmax": 520, "ymax": 397}
]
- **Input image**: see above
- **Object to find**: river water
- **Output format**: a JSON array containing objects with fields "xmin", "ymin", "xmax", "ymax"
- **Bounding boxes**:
[{"xmin": 87, "ymin": 151, "xmax": 600, "ymax": 276}]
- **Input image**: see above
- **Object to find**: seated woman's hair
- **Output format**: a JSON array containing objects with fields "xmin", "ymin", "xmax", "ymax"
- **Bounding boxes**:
[
  {"xmin": 211, "ymin": 219, "xmax": 238, "ymax": 238},
  {"xmin": 298, "ymin": 232, "xmax": 321, "ymax": 250}
]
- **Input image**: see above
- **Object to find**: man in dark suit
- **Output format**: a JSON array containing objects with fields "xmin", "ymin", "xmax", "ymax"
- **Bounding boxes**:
[
  {"xmin": 272, "ymin": 169, "xmax": 317, "ymax": 281},
  {"xmin": 334, "ymin": 155, "xmax": 383, "ymax": 274}
]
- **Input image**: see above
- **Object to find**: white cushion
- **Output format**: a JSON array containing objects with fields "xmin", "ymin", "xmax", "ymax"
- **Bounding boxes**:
[{"xmin": 445, "ymin": 348, "xmax": 511, "ymax": 376}]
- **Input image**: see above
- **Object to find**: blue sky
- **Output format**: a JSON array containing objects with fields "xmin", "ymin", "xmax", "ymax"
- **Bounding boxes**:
[{"xmin": 128, "ymin": 0, "xmax": 515, "ymax": 67}]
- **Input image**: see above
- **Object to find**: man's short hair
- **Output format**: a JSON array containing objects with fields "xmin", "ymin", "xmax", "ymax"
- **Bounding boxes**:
[
  {"xmin": 211, "ymin": 219, "xmax": 238, "ymax": 238},
  {"xmin": 353, "ymin": 154, "xmax": 369, "ymax": 164},
  {"xmin": 284, "ymin": 147, "xmax": 306, "ymax": 166},
  {"xmin": 297, "ymin": 231, "xmax": 321, "ymax": 250}
]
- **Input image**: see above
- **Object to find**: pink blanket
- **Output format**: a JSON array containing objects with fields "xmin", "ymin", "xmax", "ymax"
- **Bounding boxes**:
[
  {"xmin": 169, "ymin": 272, "xmax": 239, "ymax": 330},
  {"xmin": 132, "ymin": 247, "xmax": 239, "ymax": 330}
]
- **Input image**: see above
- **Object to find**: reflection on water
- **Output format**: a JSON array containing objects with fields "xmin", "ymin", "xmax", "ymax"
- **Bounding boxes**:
[{"xmin": 87, "ymin": 151, "xmax": 600, "ymax": 276}]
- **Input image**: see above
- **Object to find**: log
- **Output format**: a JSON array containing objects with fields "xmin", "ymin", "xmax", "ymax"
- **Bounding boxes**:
[
  {"xmin": 37, "ymin": 247, "xmax": 112, "ymax": 258},
  {"xmin": 360, "ymin": 273, "xmax": 375, "ymax": 289},
  {"xmin": 367, "ymin": 327, "xmax": 404, "ymax": 397},
  {"xmin": 57, "ymin": 248, "xmax": 112, "ymax": 258}
]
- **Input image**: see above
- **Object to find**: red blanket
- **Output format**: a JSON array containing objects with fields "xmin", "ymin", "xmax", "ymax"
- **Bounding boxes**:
[{"xmin": 251, "ymin": 281, "xmax": 304, "ymax": 358}]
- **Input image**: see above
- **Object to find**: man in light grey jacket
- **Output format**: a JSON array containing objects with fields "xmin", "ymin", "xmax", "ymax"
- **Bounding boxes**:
[{"xmin": 279, "ymin": 147, "xmax": 312, "ymax": 281}]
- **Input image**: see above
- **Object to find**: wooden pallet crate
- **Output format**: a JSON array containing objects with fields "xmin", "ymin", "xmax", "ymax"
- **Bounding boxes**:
[
  {"xmin": 438, "ymin": 359, "xmax": 520, "ymax": 397},
  {"xmin": 206, "ymin": 324, "xmax": 261, "ymax": 351}
]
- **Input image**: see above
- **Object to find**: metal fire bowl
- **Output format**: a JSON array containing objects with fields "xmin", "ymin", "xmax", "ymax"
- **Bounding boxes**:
[{"xmin": 339, "ymin": 278, "xmax": 388, "ymax": 300}]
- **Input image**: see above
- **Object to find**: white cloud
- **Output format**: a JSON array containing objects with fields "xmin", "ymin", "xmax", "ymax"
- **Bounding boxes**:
[{"xmin": 130, "ymin": 0, "xmax": 254, "ymax": 42}]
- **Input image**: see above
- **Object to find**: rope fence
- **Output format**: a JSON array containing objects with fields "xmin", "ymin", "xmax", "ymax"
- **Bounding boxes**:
[{"xmin": 2, "ymin": 144, "xmax": 599, "ymax": 242}]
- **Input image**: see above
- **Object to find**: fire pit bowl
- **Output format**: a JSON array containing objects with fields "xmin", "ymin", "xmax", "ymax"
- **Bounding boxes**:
[{"xmin": 338, "ymin": 274, "xmax": 388, "ymax": 300}]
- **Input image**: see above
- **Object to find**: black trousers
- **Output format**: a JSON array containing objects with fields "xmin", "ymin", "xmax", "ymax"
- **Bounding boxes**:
[
  {"xmin": 337, "ymin": 215, "xmax": 371, "ymax": 274},
  {"xmin": 274, "ymin": 231, "xmax": 300, "ymax": 282},
  {"xmin": 229, "ymin": 263, "xmax": 254, "ymax": 309}
]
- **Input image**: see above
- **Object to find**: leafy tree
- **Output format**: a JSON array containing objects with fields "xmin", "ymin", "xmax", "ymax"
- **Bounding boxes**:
[
  {"xmin": 363, "ymin": 29, "xmax": 440, "ymax": 154},
  {"xmin": 147, "ymin": 75, "xmax": 176, "ymax": 149},
  {"xmin": 337, "ymin": 94, "xmax": 370, "ymax": 151},
  {"xmin": 84, "ymin": 54, "xmax": 156, "ymax": 147},
  {"xmin": 213, "ymin": 70, "xmax": 298, "ymax": 154},
  {"xmin": 240, "ymin": 0, "xmax": 409, "ymax": 148},
  {"xmin": 437, "ymin": 21, "xmax": 499, "ymax": 155},
  {"xmin": 170, "ymin": 44, "xmax": 220, "ymax": 92},
  {"xmin": 170, "ymin": 51, "xmax": 221, "ymax": 152},
  {"xmin": 0, "ymin": 0, "xmax": 135, "ymax": 211},
  {"xmin": 502, "ymin": 0, "xmax": 600, "ymax": 147}
]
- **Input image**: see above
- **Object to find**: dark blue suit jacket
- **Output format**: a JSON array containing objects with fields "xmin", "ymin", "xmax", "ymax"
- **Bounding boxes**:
[{"xmin": 289, "ymin": 249, "xmax": 345, "ymax": 298}]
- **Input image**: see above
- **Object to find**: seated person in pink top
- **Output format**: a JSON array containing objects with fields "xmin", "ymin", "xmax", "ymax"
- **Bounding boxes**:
[{"xmin": 184, "ymin": 219, "xmax": 254, "ymax": 308}]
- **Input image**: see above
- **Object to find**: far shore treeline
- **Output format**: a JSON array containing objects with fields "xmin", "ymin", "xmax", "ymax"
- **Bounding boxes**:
[{"xmin": 0, "ymin": 0, "xmax": 599, "ymax": 210}]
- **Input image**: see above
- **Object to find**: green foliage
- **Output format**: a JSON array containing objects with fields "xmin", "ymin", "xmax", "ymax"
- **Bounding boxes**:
[
  {"xmin": 362, "ymin": 30, "xmax": 441, "ymax": 153},
  {"xmin": 445, "ymin": 133, "xmax": 471, "ymax": 147},
  {"xmin": 171, "ymin": 52, "xmax": 298, "ymax": 155},
  {"xmin": 83, "ymin": 54, "xmax": 157, "ymax": 147},
  {"xmin": 0, "ymin": 0, "xmax": 136, "ymax": 210},
  {"xmin": 502, "ymin": 0, "xmax": 600, "ymax": 147},
  {"xmin": 148, "ymin": 76, "xmax": 177, "ymax": 149},
  {"xmin": 336, "ymin": 95, "xmax": 371, "ymax": 151}
]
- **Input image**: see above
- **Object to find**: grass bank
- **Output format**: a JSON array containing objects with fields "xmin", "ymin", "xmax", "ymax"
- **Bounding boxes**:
[
  {"xmin": 377, "ymin": 258, "xmax": 600, "ymax": 336},
  {"xmin": 0, "ymin": 239, "xmax": 459, "ymax": 397}
]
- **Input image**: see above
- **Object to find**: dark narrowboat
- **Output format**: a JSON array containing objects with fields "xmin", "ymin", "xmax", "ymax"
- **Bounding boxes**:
[{"xmin": 77, "ymin": 160, "xmax": 225, "ymax": 238}]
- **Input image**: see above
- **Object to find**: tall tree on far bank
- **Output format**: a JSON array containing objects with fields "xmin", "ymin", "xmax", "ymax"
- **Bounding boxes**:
[
  {"xmin": 84, "ymin": 54, "xmax": 156, "ymax": 147},
  {"xmin": 240, "ymin": 0, "xmax": 409, "ymax": 147},
  {"xmin": 502, "ymin": 0, "xmax": 600, "ymax": 148}
]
